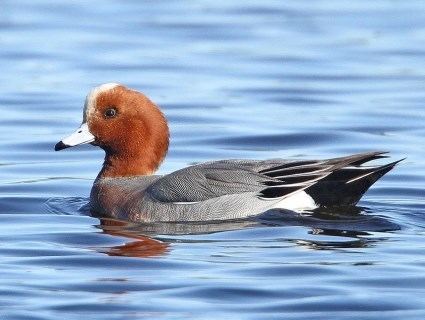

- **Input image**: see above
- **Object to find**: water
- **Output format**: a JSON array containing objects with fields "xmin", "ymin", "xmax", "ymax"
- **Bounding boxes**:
[{"xmin": 0, "ymin": 0, "xmax": 424, "ymax": 319}]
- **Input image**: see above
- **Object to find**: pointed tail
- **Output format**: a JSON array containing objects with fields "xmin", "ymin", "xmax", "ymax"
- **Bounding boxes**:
[{"xmin": 305, "ymin": 158, "xmax": 404, "ymax": 207}]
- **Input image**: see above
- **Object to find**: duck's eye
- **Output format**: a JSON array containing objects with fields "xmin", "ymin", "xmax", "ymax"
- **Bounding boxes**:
[{"xmin": 104, "ymin": 108, "xmax": 117, "ymax": 118}]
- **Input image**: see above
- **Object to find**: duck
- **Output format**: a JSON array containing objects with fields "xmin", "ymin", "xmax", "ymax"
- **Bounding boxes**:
[{"xmin": 55, "ymin": 83, "xmax": 403, "ymax": 222}]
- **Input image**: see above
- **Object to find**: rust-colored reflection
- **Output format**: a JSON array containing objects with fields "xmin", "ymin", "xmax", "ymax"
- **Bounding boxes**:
[
  {"xmin": 96, "ymin": 218, "xmax": 169, "ymax": 258},
  {"xmin": 94, "ymin": 216, "xmax": 260, "ymax": 258}
]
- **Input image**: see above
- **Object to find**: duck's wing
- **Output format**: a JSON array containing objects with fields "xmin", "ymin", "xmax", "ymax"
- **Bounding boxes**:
[
  {"xmin": 146, "ymin": 152, "xmax": 399, "ymax": 204},
  {"xmin": 144, "ymin": 159, "xmax": 322, "ymax": 203}
]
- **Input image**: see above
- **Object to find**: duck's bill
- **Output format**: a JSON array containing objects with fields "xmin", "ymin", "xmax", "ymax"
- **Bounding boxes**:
[{"xmin": 55, "ymin": 123, "xmax": 95, "ymax": 151}]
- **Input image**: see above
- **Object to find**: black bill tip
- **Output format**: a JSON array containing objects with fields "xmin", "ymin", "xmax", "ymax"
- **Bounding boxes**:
[{"xmin": 54, "ymin": 141, "xmax": 70, "ymax": 151}]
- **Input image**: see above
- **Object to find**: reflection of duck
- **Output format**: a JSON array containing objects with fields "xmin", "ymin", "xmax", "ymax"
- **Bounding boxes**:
[
  {"xmin": 94, "ymin": 208, "xmax": 397, "ymax": 258},
  {"xmin": 95, "ymin": 217, "xmax": 259, "ymax": 258},
  {"xmin": 96, "ymin": 218, "xmax": 169, "ymax": 258},
  {"xmin": 55, "ymin": 83, "xmax": 403, "ymax": 222},
  {"xmin": 258, "ymin": 206, "xmax": 400, "ymax": 233}
]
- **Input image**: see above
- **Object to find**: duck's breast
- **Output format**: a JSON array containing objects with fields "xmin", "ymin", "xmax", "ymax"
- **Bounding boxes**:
[{"xmin": 90, "ymin": 175, "xmax": 161, "ymax": 221}]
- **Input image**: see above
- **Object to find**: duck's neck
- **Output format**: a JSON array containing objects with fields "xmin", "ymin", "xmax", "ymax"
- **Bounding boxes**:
[
  {"xmin": 97, "ymin": 131, "xmax": 169, "ymax": 179},
  {"xmin": 97, "ymin": 153, "xmax": 158, "ymax": 179}
]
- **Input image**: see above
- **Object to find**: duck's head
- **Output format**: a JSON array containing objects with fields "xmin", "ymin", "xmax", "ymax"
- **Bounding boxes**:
[{"xmin": 55, "ymin": 83, "xmax": 169, "ymax": 178}]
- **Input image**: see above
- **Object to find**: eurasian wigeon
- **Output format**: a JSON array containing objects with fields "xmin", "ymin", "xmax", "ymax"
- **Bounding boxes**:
[{"xmin": 55, "ymin": 83, "xmax": 403, "ymax": 222}]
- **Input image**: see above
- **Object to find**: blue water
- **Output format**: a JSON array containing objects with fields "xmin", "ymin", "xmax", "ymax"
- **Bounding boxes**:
[{"xmin": 1, "ymin": 1, "xmax": 425, "ymax": 319}]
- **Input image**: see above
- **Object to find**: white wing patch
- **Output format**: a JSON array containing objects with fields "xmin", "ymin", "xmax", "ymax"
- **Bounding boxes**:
[{"xmin": 271, "ymin": 191, "xmax": 317, "ymax": 211}]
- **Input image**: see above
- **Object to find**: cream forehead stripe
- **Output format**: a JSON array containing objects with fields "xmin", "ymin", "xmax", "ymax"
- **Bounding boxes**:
[{"xmin": 83, "ymin": 83, "xmax": 120, "ymax": 122}]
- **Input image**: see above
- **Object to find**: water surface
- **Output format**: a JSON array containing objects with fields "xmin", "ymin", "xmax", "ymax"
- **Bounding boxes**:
[{"xmin": 0, "ymin": 1, "xmax": 424, "ymax": 319}]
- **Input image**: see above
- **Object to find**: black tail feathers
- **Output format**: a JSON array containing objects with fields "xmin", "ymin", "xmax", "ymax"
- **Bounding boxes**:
[{"xmin": 306, "ymin": 158, "xmax": 404, "ymax": 207}]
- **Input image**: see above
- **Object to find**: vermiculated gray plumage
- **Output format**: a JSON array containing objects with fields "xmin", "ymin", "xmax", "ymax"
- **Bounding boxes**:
[{"xmin": 90, "ymin": 151, "xmax": 402, "ymax": 222}]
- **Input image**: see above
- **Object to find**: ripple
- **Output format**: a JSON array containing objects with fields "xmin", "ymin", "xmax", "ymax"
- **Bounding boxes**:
[{"xmin": 45, "ymin": 197, "xmax": 89, "ymax": 216}]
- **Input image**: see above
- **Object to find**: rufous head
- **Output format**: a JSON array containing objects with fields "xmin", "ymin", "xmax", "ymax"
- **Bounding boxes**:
[{"xmin": 55, "ymin": 83, "xmax": 169, "ymax": 178}]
